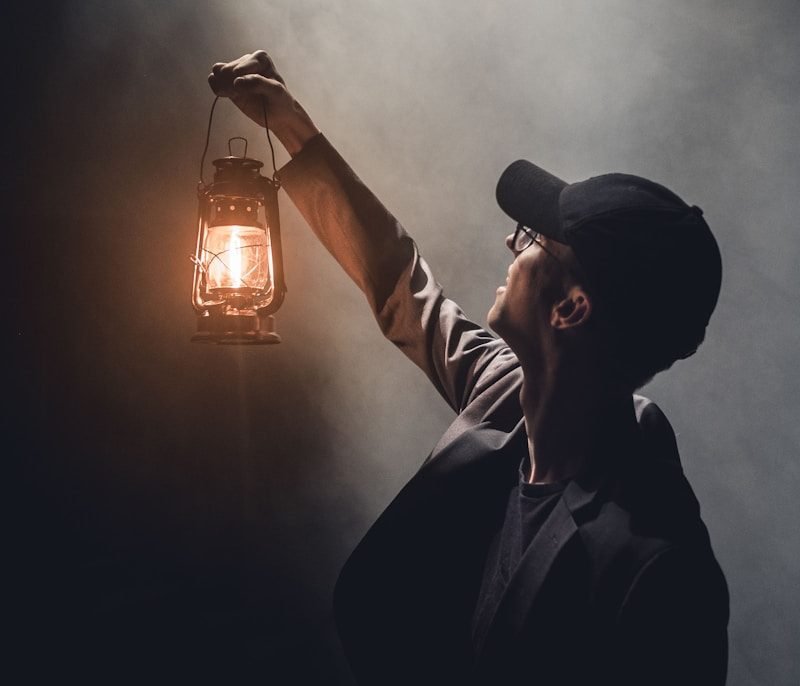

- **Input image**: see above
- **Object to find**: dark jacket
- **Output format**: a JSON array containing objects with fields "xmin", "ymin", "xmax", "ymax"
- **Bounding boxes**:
[{"xmin": 279, "ymin": 134, "xmax": 729, "ymax": 685}]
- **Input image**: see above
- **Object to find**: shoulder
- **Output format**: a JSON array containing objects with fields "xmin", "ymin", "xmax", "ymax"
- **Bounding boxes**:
[
  {"xmin": 580, "ymin": 494, "xmax": 725, "ymax": 593},
  {"xmin": 574, "ymin": 392, "xmax": 725, "ymax": 618},
  {"xmin": 576, "ymin": 493, "xmax": 728, "ymax": 683},
  {"xmin": 621, "ymin": 543, "xmax": 729, "ymax": 621},
  {"xmin": 613, "ymin": 542, "xmax": 729, "ymax": 684},
  {"xmin": 574, "ymin": 461, "xmax": 728, "ymax": 642},
  {"xmin": 633, "ymin": 394, "xmax": 682, "ymax": 465}
]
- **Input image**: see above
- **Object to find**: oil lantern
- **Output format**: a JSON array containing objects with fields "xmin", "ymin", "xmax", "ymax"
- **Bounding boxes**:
[{"xmin": 191, "ymin": 134, "xmax": 286, "ymax": 344}]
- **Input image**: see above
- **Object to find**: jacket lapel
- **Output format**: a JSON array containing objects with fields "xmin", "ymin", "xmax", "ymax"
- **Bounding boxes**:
[{"xmin": 475, "ymin": 474, "xmax": 605, "ymax": 659}]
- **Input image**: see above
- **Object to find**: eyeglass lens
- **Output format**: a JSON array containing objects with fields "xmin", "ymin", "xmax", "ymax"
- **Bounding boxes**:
[{"xmin": 513, "ymin": 224, "xmax": 539, "ymax": 252}]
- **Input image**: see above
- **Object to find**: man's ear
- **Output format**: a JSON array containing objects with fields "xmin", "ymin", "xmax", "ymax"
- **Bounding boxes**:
[{"xmin": 551, "ymin": 285, "xmax": 592, "ymax": 330}]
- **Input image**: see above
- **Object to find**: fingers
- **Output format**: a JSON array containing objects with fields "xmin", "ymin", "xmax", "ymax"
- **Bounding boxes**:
[
  {"xmin": 232, "ymin": 73, "xmax": 282, "ymax": 92},
  {"xmin": 208, "ymin": 69, "xmax": 230, "ymax": 96},
  {"xmin": 208, "ymin": 50, "xmax": 285, "ymax": 96},
  {"xmin": 230, "ymin": 51, "xmax": 285, "ymax": 86}
]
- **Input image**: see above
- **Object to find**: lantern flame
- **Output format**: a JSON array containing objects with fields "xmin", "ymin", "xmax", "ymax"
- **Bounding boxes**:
[{"xmin": 229, "ymin": 227, "xmax": 242, "ymax": 288}]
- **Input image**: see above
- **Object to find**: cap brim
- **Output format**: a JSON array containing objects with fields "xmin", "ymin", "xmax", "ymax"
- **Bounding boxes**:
[{"xmin": 496, "ymin": 160, "xmax": 569, "ymax": 243}]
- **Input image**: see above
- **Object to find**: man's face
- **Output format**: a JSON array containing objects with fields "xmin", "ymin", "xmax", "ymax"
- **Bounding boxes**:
[{"xmin": 488, "ymin": 229, "xmax": 574, "ymax": 352}]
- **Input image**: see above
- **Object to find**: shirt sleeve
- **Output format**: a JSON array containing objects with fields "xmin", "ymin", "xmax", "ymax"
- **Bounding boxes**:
[{"xmin": 278, "ymin": 133, "xmax": 509, "ymax": 414}]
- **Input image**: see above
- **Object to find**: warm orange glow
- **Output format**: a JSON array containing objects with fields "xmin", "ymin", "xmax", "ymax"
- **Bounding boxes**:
[{"xmin": 204, "ymin": 224, "xmax": 271, "ymax": 292}]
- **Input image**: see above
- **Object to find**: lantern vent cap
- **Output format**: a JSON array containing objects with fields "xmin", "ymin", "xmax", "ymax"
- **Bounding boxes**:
[{"xmin": 211, "ymin": 155, "xmax": 264, "ymax": 178}]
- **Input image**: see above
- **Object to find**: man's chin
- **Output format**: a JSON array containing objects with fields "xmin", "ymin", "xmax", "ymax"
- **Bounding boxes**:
[{"xmin": 487, "ymin": 303, "xmax": 502, "ymax": 336}]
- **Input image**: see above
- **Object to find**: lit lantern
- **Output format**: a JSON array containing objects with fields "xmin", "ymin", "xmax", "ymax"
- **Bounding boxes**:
[{"xmin": 191, "ymin": 136, "xmax": 285, "ymax": 344}]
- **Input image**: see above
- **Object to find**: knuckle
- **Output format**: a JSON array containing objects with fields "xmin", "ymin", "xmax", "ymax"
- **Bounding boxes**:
[{"xmin": 208, "ymin": 73, "xmax": 224, "ymax": 93}]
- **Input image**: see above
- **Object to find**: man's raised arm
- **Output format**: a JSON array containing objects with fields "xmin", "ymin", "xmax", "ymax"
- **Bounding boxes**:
[{"xmin": 209, "ymin": 51, "xmax": 512, "ymax": 414}]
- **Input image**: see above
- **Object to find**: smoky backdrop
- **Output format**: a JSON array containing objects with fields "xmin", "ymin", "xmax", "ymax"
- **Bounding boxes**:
[{"xmin": 6, "ymin": 1, "xmax": 799, "ymax": 683}]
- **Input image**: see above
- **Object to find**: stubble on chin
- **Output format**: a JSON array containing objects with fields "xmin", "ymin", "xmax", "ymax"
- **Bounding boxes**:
[{"xmin": 487, "ymin": 300, "xmax": 503, "ymax": 337}]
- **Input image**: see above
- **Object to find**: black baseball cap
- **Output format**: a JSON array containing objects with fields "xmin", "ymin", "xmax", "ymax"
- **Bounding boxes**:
[{"xmin": 496, "ymin": 160, "xmax": 722, "ymax": 363}]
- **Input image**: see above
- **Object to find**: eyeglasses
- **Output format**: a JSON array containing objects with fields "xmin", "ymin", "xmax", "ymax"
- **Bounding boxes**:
[
  {"xmin": 511, "ymin": 223, "xmax": 541, "ymax": 252},
  {"xmin": 511, "ymin": 223, "xmax": 567, "ymax": 267}
]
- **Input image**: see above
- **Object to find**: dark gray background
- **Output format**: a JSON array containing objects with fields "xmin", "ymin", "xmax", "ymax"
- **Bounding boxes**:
[{"xmin": 7, "ymin": 1, "xmax": 798, "ymax": 683}]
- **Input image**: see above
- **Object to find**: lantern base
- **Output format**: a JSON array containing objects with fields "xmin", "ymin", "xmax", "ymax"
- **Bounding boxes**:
[{"xmin": 192, "ymin": 313, "xmax": 281, "ymax": 345}]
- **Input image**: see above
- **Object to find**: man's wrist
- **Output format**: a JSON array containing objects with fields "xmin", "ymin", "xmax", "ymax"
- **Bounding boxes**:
[{"xmin": 272, "ymin": 108, "xmax": 320, "ymax": 157}]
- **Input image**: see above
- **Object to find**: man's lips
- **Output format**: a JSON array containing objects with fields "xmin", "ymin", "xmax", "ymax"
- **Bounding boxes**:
[{"xmin": 496, "ymin": 264, "xmax": 513, "ymax": 292}]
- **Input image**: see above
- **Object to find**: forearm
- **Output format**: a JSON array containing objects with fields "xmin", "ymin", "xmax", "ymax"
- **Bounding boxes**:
[{"xmin": 277, "ymin": 133, "xmax": 415, "ymax": 314}]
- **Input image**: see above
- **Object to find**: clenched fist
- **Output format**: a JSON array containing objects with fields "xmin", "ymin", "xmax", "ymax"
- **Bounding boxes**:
[{"xmin": 209, "ymin": 50, "xmax": 320, "ymax": 157}]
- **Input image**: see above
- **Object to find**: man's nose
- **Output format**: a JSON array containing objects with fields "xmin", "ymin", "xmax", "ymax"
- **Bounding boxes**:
[{"xmin": 505, "ymin": 233, "xmax": 516, "ymax": 252}]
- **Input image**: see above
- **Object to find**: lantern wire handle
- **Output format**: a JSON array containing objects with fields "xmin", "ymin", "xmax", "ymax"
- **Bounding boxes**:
[
  {"xmin": 261, "ymin": 97, "xmax": 280, "ymax": 187},
  {"xmin": 198, "ymin": 95, "xmax": 280, "ymax": 188},
  {"xmin": 199, "ymin": 96, "xmax": 220, "ymax": 186}
]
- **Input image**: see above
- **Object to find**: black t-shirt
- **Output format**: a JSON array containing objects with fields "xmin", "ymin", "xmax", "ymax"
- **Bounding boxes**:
[{"xmin": 471, "ymin": 456, "xmax": 569, "ymax": 654}]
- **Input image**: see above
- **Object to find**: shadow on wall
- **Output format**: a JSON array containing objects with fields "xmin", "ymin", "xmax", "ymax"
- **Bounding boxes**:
[{"xmin": 6, "ymin": 5, "xmax": 356, "ymax": 682}]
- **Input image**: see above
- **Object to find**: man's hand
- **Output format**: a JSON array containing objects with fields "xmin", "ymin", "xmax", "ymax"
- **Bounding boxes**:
[{"xmin": 208, "ymin": 50, "xmax": 320, "ymax": 157}]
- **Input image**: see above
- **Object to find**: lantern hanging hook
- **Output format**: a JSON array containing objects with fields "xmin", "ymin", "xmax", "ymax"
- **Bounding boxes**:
[{"xmin": 228, "ymin": 136, "xmax": 248, "ymax": 158}]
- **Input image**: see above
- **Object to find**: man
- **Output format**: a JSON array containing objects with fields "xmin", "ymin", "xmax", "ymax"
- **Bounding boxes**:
[{"xmin": 209, "ymin": 51, "xmax": 729, "ymax": 684}]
